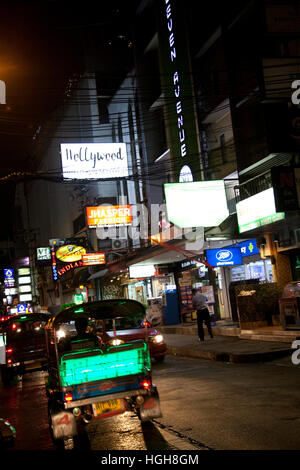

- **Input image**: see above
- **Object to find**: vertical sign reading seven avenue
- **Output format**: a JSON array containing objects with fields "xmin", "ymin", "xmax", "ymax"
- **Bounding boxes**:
[{"xmin": 157, "ymin": 0, "xmax": 202, "ymax": 181}]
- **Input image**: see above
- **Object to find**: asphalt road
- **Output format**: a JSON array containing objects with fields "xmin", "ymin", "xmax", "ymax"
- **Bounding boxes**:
[{"xmin": 0, "ymin": 354, "xmax": 300, "ymax": 451}]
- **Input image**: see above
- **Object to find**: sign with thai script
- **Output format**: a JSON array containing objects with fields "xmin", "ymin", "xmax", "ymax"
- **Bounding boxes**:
[
  {"xmin": 228, "ymin": 239, "xmax": 260, "ymax": 257},
  {"xmin": 4, "ymin": 269, "xmax": 15, "ymax": 287},
  {"xmin": 82, "ymin": 253, "xmax": 106, "ymax": 266},
  {"xmin": 236, "ymin": 188, "xmax": 285, "ymax": 233},
  {"xmin": 55, "ymin": 245, "xmax": 86, "ymax": 263}
]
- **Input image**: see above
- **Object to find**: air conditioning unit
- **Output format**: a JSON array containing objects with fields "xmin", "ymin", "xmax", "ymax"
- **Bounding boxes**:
[{"xmin": 112, "ymin": 239, "xmax": 128, "ymax": 250}]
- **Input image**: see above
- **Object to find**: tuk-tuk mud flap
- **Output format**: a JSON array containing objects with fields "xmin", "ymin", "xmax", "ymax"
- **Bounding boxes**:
[
  {"xmin": 140, "ymin": 394, "xmax": 162, "ymax": 421},
  {"xmin": 51, "ymin": 411, "xmax": 77, "ymax": 440}
]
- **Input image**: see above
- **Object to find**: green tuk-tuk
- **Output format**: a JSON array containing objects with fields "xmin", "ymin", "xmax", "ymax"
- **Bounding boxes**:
[{"xmin": 44, "ymin": 299, "xmax": 162, "ymax": 449}]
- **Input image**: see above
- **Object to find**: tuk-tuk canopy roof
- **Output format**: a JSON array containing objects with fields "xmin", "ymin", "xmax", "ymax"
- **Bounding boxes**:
[
  {"xmin": 47, "ymin": 299, "xmax": 146, "ymax": 328},
  {"xmin": 4, "ymin": 313, "xmax": 50, "ymax": 326}
]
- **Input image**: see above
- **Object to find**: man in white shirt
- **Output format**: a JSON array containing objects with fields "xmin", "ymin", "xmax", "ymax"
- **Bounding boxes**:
[{"xmin": 192, "ymin": 288, "xmax": 213, "ymax": 341}]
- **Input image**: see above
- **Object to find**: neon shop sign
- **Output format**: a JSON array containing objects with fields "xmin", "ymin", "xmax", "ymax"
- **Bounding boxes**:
[{"xmin": 164, "ymin": 0, "xmax": 187, "ymax": 160}]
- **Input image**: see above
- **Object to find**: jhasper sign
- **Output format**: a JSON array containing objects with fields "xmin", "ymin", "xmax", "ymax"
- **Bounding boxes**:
[{"xmin": 86, "ymin": 205, "xmax": 132, "ymax": 228}]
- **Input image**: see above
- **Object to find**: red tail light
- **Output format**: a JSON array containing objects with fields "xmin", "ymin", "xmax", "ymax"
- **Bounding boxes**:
[
  {"xmin": 11, "ymin": 324, "xmax": 17, "ymax": 330},
  {"xmin": 7, "ymin": 359, "xmax": 12, "ymax": 364},
  {"xmin": 64, "ymin": 392, "xmax": 73, "ymax": 403},
  {"xmin": 6, "ymin": 348, "xmax": 13, "ymax": 354},
  {"xmin": 141, "ymin": 379, "xmax": 151, "ymax": 390}
]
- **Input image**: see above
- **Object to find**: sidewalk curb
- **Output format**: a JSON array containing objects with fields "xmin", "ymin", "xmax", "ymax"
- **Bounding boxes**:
[
  {"xmin": 166, "ymin": 345, "xmax": 293, "ymax": 363},
  {"xmin": 160, "ymin": 325, "xmax": 241, "ymax": 337}
]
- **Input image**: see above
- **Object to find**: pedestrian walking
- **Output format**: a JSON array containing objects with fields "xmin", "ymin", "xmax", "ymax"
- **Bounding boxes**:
[{"xmin": 192, "ymin": 288, "xmax": 213, "ymax": 341}]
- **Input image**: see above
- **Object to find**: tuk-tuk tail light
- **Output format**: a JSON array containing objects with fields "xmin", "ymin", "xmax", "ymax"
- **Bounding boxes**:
[
  {"xmin": 64, "ymin": 392, "xmax": 73, "ymax": 403},
  {"xmin": 141, "ymin": 379, "xmax": 151, "ymax": 390}
]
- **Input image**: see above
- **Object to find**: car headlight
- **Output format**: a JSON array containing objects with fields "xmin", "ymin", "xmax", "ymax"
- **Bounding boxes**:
[
  {"xmin": 109, "ymin": 338, "xmax": 124, "ymax": 346},
  {"xmin": 150, "ymin": 334, "xmax": 164, "ymax": 344},
  {"xmin": 56, "ymin": 329, "xmax": 66, "ymax": 339}
]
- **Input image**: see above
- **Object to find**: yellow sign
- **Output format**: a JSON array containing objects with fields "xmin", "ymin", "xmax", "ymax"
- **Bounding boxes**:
[{"xmin": 55, "ymin": 245, "xmax": 86, "ymax": 263}]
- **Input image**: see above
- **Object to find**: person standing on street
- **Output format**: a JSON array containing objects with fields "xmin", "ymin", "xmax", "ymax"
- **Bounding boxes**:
[{"xmin": 192, "ymin": 288, "xmax": 214, "ymax": 341}]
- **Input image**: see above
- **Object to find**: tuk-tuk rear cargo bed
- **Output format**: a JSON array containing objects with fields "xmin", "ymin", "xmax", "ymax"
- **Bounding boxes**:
[{"xmin": 59, "ymin": 340, "xmax": 150, "ymax": 388}]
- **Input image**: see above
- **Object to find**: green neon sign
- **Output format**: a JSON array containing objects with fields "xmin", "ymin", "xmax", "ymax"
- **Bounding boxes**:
[{"xmin": 238, "ymin": 212, "xmax": 285, "ymax": 233}]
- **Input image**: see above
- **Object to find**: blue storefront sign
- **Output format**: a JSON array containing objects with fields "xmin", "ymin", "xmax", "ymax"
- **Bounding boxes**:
[
  {"xmin": 233, "ymin": 239, "xmax": 260, "ymax": 257},
  {"xmin": 206, "ymin": 247, "xmax": 243, "ymax": 267}
]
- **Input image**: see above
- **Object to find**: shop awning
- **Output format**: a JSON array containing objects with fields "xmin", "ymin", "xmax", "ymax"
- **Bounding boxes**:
[{"xmin": 87, "ymin": 269, "xmax": 109, "ymax": 281}]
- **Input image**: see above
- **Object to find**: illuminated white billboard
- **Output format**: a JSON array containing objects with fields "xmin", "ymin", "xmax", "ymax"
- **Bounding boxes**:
[
  {"xmin": 19, "ymin": 294, "xmax": 32, "ymax": 302},
  {"xmin": 60, "ymin": 143, "xmax": 128, "ymax": 180},
  {"xmin": 236, "ymin": 187, "xmax": 285, "ymax": 233},
  {"xmin": 18, "ymin": 276, "xmax": 31, "ymax": 285},
  {"xmin": 129, "ymin": 265, "xmax": 155, "ymax": 279},
  {"xmin": 164, "ymin": 181, "xmax": 229, "ymax": 228},
  {"xmin": 0, "ymin": 80, "xmax": 6, "ymax": 105},
  {"xmin": 19, "ymin": 285, "xmax": 32, "ymax": 294}
]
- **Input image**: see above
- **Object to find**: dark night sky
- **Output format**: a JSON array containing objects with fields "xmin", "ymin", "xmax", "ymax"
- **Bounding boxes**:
[
  {"xmin": 0, "ymin": 0, "xmax": 243, "ymax": 174},
  {"xmin": 0, "ymin": 0, "xmax": 138, "ymax": 172},
  {"xmin": 0, "ymin": 0, "xmax": 138, "ymax": 239},
  {"xmin": 0, "ymin": 0, "xmax": 246, "ymax": 240}
]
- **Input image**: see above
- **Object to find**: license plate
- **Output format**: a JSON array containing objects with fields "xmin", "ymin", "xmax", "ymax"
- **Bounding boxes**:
[{"xmin": 92, "ymin": 399, "xmax": 125, "ymax": 417}]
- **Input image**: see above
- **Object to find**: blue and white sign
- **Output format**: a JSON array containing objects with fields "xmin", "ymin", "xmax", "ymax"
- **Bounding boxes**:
[
  {"xmin": 4, "ymin": 269, "xmax": 15, "ymax": 287},
  {"xmin": 230, "ymin": 239, "xmax": 260, "ymax": 257},
  {"xmin": 17, "ymin": 304, "xmax": 26, "ymax": 314},
  {"xmin": 4, "ymin": 269, "xmax": 14, "ymax": 279},
  {"xmin": 37, "ymin": 247, "xmax": 51, "ymax": 261},
  {"xmin": 206, "ymin": 247, "xmax": 243, "ymax": 267}
]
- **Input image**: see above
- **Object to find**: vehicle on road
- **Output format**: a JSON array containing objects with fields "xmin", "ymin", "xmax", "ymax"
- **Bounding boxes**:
[
  {"xmin": 53, "ymin": 308, "xmax": 167, "ymax": 363},
  {"xmin": 0, "ymin": 313, "xmax": 49, "ymax": 385},
  {"xmin": 0, "ymin": 315, "xmax": 10, "ymax": 330},
  {"xmin": 44, "ymin": 299, "xmax": 162, "ymax": 450},
  {"xmin": 0, "ymin": 418, "xmax": 16, "ymax": 448},
  {"xmin": 104, "ymin": 314, "xmax": 166, "ymax": 363}
]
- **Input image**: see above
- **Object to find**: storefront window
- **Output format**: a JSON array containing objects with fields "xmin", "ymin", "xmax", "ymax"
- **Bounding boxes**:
[
  {"xmin": 152, "ymin": 275, "xmax": 175, "ymax": 297},
  {"xmin": 127, "ymin": 282, "xmax": 147, "ymax": 305},
  {"xmin": 247, "ymin": 261, "xmax": 265, "ymax": 281},
  {"xmin": 265, "ymin": 260, "xmax": 274, "ymax": 282},
  {"xmin": 231, "ymin": 265, "xmax": 246, "ymax": 282},
  {"xmin": 215, "ymin": 268, "xmax": 222, "ymax": 289},
  {"xmin": 230, "ymin": 259, "xmax": 274, "ymax": 283}
]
